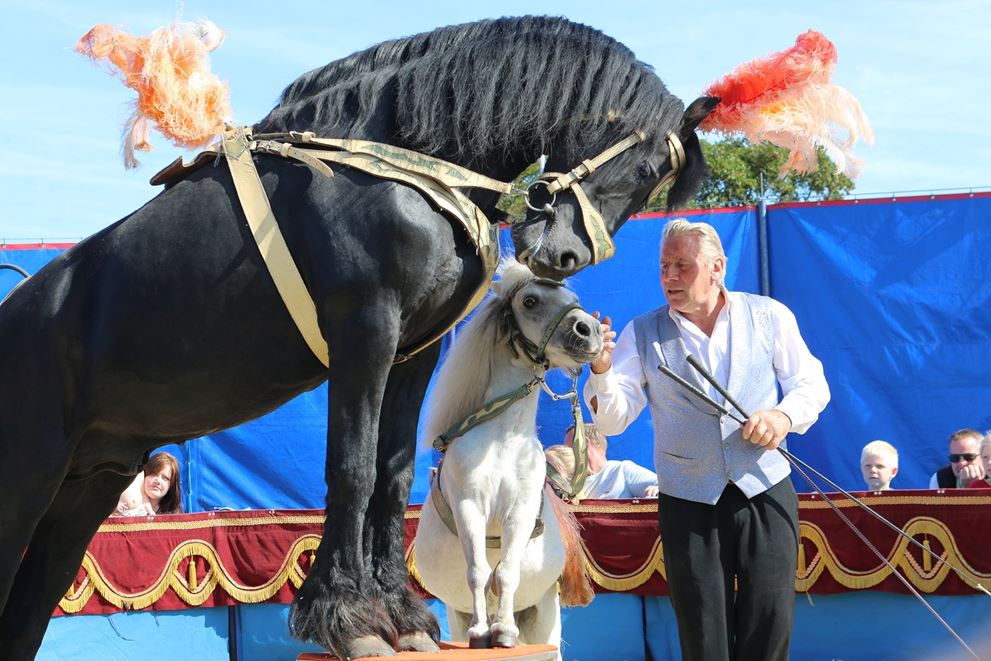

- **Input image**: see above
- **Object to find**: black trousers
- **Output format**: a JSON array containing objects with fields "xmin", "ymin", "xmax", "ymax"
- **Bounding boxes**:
[{"xmin": 657, "ymin": 479, "xmax": 799, "ymax": 661}]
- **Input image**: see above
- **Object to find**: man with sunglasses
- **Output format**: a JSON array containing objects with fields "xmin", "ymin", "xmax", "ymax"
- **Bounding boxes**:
[{"xmin": 928, "ymin": 429, "xmax": 985, "ymax": 488}]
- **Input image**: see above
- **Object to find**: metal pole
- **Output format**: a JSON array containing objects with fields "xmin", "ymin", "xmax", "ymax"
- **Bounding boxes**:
[{"xmin": 757, "ymin": 197, "xmax": 770, "ymax": 296}]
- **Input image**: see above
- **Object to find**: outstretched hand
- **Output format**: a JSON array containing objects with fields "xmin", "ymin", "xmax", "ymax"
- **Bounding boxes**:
[
  {"xmin": 742, "ymin": 409, "xmax": 792, "ymax": 451},
  {"xmin": 590, "ymin": 312, "xmax": 616, "ymax": 374}
]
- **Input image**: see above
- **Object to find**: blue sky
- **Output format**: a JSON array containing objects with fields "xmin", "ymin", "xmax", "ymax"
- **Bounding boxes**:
[{"xmin": 1, "ymin": 0, "xmax": 988, "ymax": 239}]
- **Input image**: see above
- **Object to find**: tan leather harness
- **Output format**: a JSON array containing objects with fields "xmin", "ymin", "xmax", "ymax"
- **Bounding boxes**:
[{"xmin": 150, "ymin": 124, "xmax": 683, "ymax": 368}]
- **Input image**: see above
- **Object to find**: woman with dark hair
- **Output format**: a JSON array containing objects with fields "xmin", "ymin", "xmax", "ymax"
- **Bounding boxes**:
[{"xmin": 113, "ymin": 452, "xmax": 183, "ymax": 516}]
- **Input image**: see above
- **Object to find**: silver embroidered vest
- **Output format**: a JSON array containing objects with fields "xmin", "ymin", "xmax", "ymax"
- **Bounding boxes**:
[{"xmin": 633, "ymin": 293, "xmax": 790, "ymax": 504}]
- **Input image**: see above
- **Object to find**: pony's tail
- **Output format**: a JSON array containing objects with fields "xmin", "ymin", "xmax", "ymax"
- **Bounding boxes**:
[
  {"xmin": 75, "ymin": 18, "xmax": 231, "ymax": 168},
  {"xmin": 546, "ymin": 486, "xmax": 594, "ymax": 607}
]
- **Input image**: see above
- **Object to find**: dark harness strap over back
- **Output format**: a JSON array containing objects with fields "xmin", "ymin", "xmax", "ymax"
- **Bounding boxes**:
[{"xmin": 151, "ymin": 125, "xmax": 504, "ymax": 367}]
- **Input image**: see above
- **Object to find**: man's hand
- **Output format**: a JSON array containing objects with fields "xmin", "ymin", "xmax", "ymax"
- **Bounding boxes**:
[
  {"xmin": 956, "ymin": 462, "xmax": 985, "ymax": 487},
  {"xmin": 742, "ymin": 409, "xmax": 792, "ymax": 451},
  {"xmin": 590, "ymin": 313, "xmax": 616, "ymax": 374},
  {"xmin": 643, "ymin": 485, "xmax": 660, "ymax": 498}
]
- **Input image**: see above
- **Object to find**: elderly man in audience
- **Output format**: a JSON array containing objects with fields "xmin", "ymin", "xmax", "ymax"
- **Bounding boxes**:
[
  {"xmin": 966, "ymin": 433, "xmax": 991, "ymax": 489},
  {"xmin": 928, "ymin": 429, "xmax": 985, "ymax": 489},
  {"xmin": 561, "ymin": 424, "xmax": 660, "ymax": 499},
  {"xmin": 860, "ymin": 440, "xmax": 899, "ymax": 491}
]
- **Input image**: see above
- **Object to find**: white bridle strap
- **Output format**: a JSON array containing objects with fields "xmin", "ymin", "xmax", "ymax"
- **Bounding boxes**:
[
  {"xmin": 537, "ymin": 129, "xmax": 686, "ymax": 265},
  {"xmin": 647, "ymin": 131, "xmax": 685, "ymax": 201},
  {"xmin": 544, "ymin": 130, "xmax": 646, "ymax": 195}
]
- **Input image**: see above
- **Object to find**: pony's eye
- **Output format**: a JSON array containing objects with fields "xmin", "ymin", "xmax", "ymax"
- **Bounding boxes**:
[
  {"xmin": 523, "ymin": 296, "xmax": 538, "ymax": 308},
  {"xmin": 637, "ymin": 161, "xmax": 653, "ymax": 179}
]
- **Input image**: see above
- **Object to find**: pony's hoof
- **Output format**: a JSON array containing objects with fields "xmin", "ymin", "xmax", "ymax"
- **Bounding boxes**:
[
  {"xmin": 489, "ymin": 624, "xmax": 519, "ymax": 648},
  {"xmin": 338, "ymin": 635, "xmax": 397, "ymax": 658},
  {"xmin": 397, "ymin": 632, "xmax": 439, "ymax": 653},
  {"xmin": 468, "ymin": 631, "xmax": 492, "ymax": 648}
]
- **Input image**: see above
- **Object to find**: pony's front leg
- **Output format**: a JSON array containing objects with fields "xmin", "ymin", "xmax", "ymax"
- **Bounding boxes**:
[
  {"xmin": 289, "ymin": 303, "xmax": 401, "ymax": 659},
  {"xmin": 453, "ymin": 501, "xmax": 494, "ymax": 648},
  {"xmin": 488, "ymin": 510, "xmax": 536, "ymax": 648}
]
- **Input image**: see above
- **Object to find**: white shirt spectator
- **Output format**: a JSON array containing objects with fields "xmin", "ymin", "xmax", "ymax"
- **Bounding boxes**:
[{"xmin": 582, "ymin": 459, "xmax": 658, "ymax": 498}]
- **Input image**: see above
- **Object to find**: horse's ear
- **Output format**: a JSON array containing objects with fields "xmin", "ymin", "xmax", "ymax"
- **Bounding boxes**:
[
  {"xmin": 678, "ymin": 96, "xmax": 719, "ymax": 140},
  {"xmin": 496, "ymin": 302, "xmax": 515, "ymax": 345},
  {"xmin": 666, "ymin": 96, "xmax": 719, "ymax": 211}
]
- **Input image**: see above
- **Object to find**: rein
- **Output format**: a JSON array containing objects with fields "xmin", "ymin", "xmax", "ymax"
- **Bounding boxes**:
[{"xmin": 519, "ymin": 130, "xmax": 685, "ymax": 266}]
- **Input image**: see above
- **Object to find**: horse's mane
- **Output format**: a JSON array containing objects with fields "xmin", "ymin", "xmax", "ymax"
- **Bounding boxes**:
[
  {"xmin": 254, "ymin": 16, "xmax": 684, "ymax": 159},
  {"xmin": 422, "ymin": 261, "xmax": 540, "ymax": 445}
]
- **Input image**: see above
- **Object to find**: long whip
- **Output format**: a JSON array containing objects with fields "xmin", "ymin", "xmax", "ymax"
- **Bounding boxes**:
[{"xmin": 654, "ymin": 345, "xmax": 981, "ymax": 660}]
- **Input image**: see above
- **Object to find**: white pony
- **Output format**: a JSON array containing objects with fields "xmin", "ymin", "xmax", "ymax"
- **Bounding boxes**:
[{"xmin": 414, "ymin": 261, "xmax": 598, "ymax": 654}]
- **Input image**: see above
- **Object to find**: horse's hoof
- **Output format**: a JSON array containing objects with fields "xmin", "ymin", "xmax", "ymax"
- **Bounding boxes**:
[
  {"xmin": 468, "ymin": 631, "xmax": 492, "ymax": 648},
  {"xmin": 397, "ymin": 632, "xmax": 439, "ymax": 653},
  {"xmin": 489, "ymin": 624, "xmax": 519, "ymax": 648},
  {"xmin": 338, "ymin": 635, "xmax": 397, "ymax": 658}
]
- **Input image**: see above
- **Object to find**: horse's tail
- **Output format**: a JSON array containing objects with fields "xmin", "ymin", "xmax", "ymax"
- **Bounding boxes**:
[{"xmin": 546, "ymin": 486, "xmax": 594, "ymax": 607}]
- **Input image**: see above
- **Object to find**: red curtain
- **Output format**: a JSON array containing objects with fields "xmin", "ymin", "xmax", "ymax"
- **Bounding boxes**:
[{"xmin": 55, "ymin": 490, "xmax": 991, "ymax": 616}]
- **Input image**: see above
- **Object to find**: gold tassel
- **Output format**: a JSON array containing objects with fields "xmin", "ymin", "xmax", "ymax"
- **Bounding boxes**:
[{"xmin": 188, "ymin": 558, "xmax": 198, "ymax": 591}]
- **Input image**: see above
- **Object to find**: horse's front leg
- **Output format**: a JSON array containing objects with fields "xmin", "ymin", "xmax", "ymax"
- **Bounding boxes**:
[
  {"xmin": 289, "ymin": 302, "xmax": 401, "ymax": 659},
  {"xmin": 366, "ymin": 342, "xmax": 442, "ymax": 653},
  {"xmin": 453, "ymin": 499, "xmax": 495, "ymax": 648},
  {"xmin": 489, "ymin": 499, "xmax": 542, "ymax": 648}
]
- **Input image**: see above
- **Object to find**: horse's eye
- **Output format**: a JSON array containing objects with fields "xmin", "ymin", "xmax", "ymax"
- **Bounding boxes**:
[
  {"xmin": 523, "ymin": 296, "xmax": 538, "ymax": 308},
  {"xmin": 637, "ymin": 162, "xmax": 653, "ymax": 179}
]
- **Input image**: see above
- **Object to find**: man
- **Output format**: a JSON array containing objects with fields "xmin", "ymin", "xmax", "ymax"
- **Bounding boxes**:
[
  {"xmin": 860, "ymin": 440, "xmax": 899, "ymax": 491},
  {"xmin": 928, "ymin": 429, "xmax": 985, "ymax": 488},
  {"xmin": 584, "ymin": 219, "xmax": 830, "ymax": 661},
  {"xmin": 563, "ymin": 424, "xmax": 659, "ymax": 498}
]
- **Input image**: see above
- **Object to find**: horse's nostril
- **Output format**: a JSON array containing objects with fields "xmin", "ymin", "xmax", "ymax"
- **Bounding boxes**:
[
  {"xmin": 559, "ymin": 252, "xmax": 579, "ymax": 271},
  {"xmin": 574, "ymin": 321, "xmax": 591, "ymax": 338}
]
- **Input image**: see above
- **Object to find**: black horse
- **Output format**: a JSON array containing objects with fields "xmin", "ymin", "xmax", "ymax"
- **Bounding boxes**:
[{"xmin": 0, "ymin": 16, "xmax": 714, "ymax": 659}]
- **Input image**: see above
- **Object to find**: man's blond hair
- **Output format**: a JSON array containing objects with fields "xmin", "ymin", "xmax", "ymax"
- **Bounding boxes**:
[
  {"xmin": 545, "ymin": 444, "xmax": 575, "ymax": 482},
  {"xmin": 566, "ymin": 423, "xmax": 608, "ymax": 452}
]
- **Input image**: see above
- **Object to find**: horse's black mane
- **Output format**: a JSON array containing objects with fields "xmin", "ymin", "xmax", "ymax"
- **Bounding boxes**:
[{"xmin": 254, "ymin": 16, "xmax": 684, "ymax": 158}]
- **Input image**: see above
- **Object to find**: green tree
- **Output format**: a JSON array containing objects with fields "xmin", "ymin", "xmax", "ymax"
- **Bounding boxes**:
[{"xmin": 646, "ymin": 136, "xmax": 855, "ymax": 211}]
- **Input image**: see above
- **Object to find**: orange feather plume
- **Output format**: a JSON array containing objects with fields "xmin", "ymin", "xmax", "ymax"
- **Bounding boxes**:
[
  {"xmin": 76, "ymin": 19, "xmax": 231, "ymax": 168},
  {"xmin": 701, "ymin": 30, "xmax": 873, "ymax": 178}
]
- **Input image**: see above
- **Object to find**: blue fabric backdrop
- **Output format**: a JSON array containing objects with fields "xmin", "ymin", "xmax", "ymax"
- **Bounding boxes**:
[
  {"xmin": 769, "ymin": 195, "xmax": 991, "ymax": 491},
  {"xmin": 3, "ymin": 193, "xmax": 990, "ymax": 509}
]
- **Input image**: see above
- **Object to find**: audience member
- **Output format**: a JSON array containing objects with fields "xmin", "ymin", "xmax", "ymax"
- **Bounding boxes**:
[
  {"xmin": 860, "ymin": 440, "xmax": 898, "ymax": 491},
  {"xmin": 544, "ymin": 444, "xmax": 576, "ymax": 498},
  {"xmin": 928, "ymin": 429, "xmax": 985, "ymax": 489},
  {"xmin": 563, "ymin": 424, "xmax": 659, "ymax": 499},
  {"xmin": 967, "ymin": 433, "xmax": 991, "ymax": 489},
  {"xmin": 113, "ymin": 452, "xmax": 183, "ymax": 516}
]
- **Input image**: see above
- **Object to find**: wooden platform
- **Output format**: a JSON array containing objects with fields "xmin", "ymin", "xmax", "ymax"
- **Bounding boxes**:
[{"xmin": 298, "ymin": 641, "xmax": 558, "ymax": 661}]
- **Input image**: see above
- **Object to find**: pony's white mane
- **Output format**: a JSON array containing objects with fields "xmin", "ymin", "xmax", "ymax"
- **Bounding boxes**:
[{"xmin": 422, "ymin": 260, "xmax": 538, "ymax": 445}]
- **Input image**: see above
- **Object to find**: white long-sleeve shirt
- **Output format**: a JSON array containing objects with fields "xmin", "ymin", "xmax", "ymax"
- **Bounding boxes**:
[
  {"xmin": 582, "ymin": 459, "xmax": 658, "ymax": 498},
  {"xmin": 584, "ymin": 291, "xmax": 830, "ymax": 436}
]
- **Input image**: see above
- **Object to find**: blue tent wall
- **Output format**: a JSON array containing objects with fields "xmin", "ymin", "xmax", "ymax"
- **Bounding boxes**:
[
  {"xmin": 4, "ymin": 193, "xmax": 990, "ymax": 509},
  {"xmin": 768, "ymin": 194, "xmax": 991, "ymax": 490}
]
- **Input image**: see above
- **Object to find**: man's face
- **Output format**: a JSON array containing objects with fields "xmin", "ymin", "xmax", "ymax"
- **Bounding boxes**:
[
  {"xmin": 981, "ymin": 443, "xmax": 991, "ymax": 476},
  {"xmin": 660, "ymin": 235, "xmax": 724, "ymax": 316},
  {"xmin": 861, "ymin": 453, "xmax": 897, "ymax": 490},
  {"xmin": 949, "ymin": 435, "xmax": 982, "ymax": 477}
]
